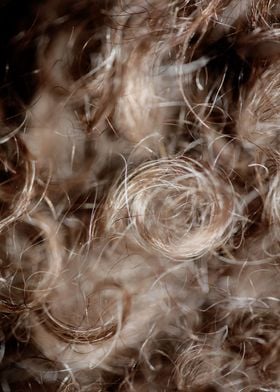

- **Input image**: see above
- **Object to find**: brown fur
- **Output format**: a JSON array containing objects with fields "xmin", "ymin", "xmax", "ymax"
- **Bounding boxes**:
[{"xmin": 1, "ymin": 0, "xmax": 280, "ymax": 391}]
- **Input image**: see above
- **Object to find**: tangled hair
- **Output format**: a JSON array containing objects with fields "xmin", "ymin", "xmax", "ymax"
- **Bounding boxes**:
[{"xmin": 1, "ymin": 0, "xmax": 280, "ymax": 390}]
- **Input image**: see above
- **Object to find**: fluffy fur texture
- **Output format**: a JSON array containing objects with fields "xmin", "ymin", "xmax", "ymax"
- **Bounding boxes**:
[{"xmin": 1, "ymin": 0, "xmax": 280, "ymax": 390}]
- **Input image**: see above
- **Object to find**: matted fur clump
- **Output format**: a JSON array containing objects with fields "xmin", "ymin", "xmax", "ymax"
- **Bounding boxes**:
[{"xmin": 1, "ymin": 0, "xmax": 280, "ymax": 390}]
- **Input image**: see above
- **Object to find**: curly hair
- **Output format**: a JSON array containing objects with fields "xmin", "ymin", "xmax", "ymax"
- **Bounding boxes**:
[{"xmin": 1, "ymin": 0, "xmax": 280, "ymax": 391}]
